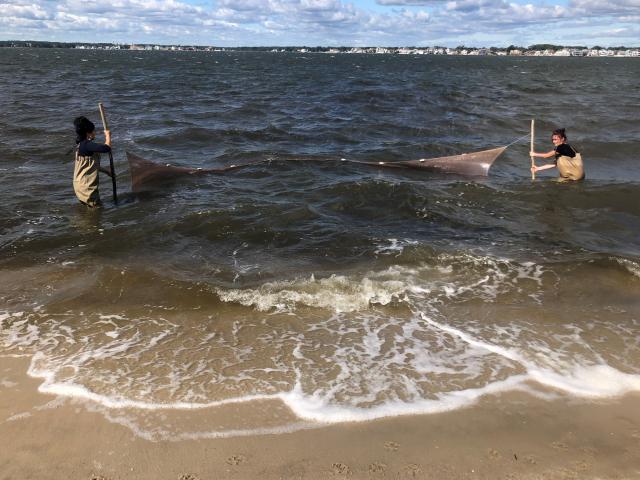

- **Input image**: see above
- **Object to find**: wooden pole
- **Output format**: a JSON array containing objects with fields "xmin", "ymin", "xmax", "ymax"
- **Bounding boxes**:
[
  {"xmin": 98, "ymin": 102, "xmax": 118, "ymax": 204},
  {"xmin": 530, "ymin": 119, "xmax": 535, "ymax": 180}
]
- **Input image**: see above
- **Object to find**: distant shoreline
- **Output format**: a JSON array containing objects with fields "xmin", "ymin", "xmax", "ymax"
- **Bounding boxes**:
[{"xmin": 1, "ymin": 41, "xmax": 639, "ymax": 57}]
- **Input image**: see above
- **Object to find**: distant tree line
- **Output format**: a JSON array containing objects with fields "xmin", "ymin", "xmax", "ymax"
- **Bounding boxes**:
[{"xmin": 0, "ymin": 40, "xmax": 119, "ymax": 49}]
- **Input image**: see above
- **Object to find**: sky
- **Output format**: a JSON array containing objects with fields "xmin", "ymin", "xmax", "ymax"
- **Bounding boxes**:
[{"xmin": 0, "ymin": 0, "xmax": 639, "ymax": 47}]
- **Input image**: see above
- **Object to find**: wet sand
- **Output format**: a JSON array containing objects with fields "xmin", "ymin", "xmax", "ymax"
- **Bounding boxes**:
[{"xmin": 1, "ymin": 355, "xmax": 639, "ymax": 480}]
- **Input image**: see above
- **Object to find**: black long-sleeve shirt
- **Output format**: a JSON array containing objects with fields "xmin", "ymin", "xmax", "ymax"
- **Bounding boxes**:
[{"xmin": 78, "ymin": 140, "xmax": 111, "ymax": 157}]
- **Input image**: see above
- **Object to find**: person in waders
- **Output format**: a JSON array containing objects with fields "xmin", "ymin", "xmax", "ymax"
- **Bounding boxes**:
[
  {"xmin": 73, "ymin": 116, "xmax": 113, "ymax": 207},
  {"xmin": 530, "ymin": 128, "xmax": 584, "ymax": 181}
]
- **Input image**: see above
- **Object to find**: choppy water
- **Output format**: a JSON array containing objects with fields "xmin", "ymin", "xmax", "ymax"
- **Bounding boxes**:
[{"xmin": 1, "ymin": 49, "xmax": 639, "ymax": 440}]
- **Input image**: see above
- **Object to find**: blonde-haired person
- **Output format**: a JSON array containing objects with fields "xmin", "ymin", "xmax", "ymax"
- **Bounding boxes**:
[{"xmin": 530, "ymin": 128, "xmax": 584, "ymax": 181}]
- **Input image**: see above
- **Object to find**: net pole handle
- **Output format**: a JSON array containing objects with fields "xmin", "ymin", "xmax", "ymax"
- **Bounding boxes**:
[
  {"xmin": 98, "ymin": 102, "xmax": 118, "ymax": 205},
  {"xmin": 98, "ymin": 102, "xmax": 109, "ymax": 131},
  {"xmin": 108, "ymin": 150, "xmax": 118, "ymax": 205},
  {"xmin": 530, "ymin": 119, "xmax": 535, "ymax": 180}
]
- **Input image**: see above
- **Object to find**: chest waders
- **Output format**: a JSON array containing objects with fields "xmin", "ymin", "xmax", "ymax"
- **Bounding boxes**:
[
  {"xmin": 73, "ymin": 149, "xmax": 102, "ymax": 207},
  {"xmin": 556, "ymin": 146, "xmax": 585, "ymax": 182}
]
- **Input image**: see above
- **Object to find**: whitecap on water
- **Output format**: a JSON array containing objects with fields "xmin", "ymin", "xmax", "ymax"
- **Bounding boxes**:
[{"xmin": 614, "ymin": 256, "xmax": 640, "ymax": 278}]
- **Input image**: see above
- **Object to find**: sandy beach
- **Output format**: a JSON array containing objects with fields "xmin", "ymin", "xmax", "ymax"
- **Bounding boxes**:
[{"xmin": 1, "ymin": 356, "xmax": 639, "ymax": 480}]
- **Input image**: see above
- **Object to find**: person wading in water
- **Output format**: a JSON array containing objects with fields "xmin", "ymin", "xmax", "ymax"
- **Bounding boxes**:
[
  {"xmin": 530, "ymin": 128, "xmax": 584, "ymax": 181},
  {"xmin": 73, "ymin": 116, "xmax": 113, "ymax": 207}
]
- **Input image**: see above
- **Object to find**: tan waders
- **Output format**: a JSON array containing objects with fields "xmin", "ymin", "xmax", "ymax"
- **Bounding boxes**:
[
  {"xmin": 73, "ymin": 150, "xmax": 102, "ymax": 207},
  {"xmin": 556, "ymin": 152, "xmax": 585, "ymax": 182}
]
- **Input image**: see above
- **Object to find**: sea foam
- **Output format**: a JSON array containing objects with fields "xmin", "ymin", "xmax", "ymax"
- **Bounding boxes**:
[{"xmin": 1, "ymin": 252, "xmax": 639, "ymax": 439}]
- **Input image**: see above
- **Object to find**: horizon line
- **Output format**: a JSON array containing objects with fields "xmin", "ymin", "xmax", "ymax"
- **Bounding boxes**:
[{"xmin": 2, "ymin": 40, "xmax": 640, "ymax": 50}]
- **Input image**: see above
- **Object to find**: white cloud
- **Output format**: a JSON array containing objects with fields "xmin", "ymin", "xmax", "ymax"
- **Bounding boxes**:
[
  {"xmin": 217, "ymin": 0, "xmax": 269, "ymax": 12},
  {"xmin": 0, "ymin": 2, "xmax": 49, "ymax": 19},
  {"xmin": 301, "ymin": 0, "xmax": 339, "ymax": 11},
  {"xmin": 570, "ymin": 0, "xmax": 640, "ymax": 13},
  {"xmin": 377, "ymin": 0, "xmax": 441, "ymax": 5},
  {"xmin": 0, "ymin": 0, "xmax": 638, "ymax": 45}
]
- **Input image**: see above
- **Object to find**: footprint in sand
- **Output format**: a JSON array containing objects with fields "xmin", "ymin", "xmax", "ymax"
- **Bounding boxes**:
[
  {"xmin": 551, "ymin": 441, "xmax": 569, "ymax": 451},
  {"xmin": 487, "ymin": 448, "xmax": 501, "ymax": 460},
  {"xmin": 368, "ymin": 462, "xmax": 387, "ymax": 475},
  {"xmin": 331, "ymin": 462, "xmax": 352, "ymax": 476},
  {"xmin": 573, "ymin": 460, "xmax": 590, "ymax": 472},
  {"xmin": 552, "ymin": 466, "xmax": 581, "ymax": 478},
  {"xmin": 401, "ymin": 464, "xmax": 421, "ymax": 478},
  {"xmin": 384, "ymin": 441, "xmax": 400, "ymax": 452},
  {"xmin": 579, "ymin": 446, "xmax": 597, "ymax": 457},
  {"xmin": 226, "ymin": 454, "xmax": 246, "ymax": 466},
  {"xmin": 178, "ymin": 475, "xmax": 200, "ymax": 480}
]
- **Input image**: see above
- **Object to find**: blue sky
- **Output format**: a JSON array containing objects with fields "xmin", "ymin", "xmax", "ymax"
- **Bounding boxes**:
[{"xmin": 1, "ymin": 0, "xmax": 638, "ymax": 47}]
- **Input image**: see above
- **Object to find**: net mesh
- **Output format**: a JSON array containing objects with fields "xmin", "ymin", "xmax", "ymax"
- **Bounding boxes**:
[
  {"xmin": 399, "ymin": 146, "xmax": 506, "ymax": 176},
  {"xmin": 127, "ymin": 151, "xmax": 263, "ymax": 192},
  {"xmin": 127, "ymin": 146, "xmax": 507, "ymax": 192}
]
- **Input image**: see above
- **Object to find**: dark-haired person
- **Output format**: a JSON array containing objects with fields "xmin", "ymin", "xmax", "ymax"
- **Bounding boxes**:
[
  {"xmin": 73, "ymin": 116, "xmax": 112, "ymax": 207},
  {"xmin": 530, "ymin": 128, "xmax": 584, "ymax": 181}
]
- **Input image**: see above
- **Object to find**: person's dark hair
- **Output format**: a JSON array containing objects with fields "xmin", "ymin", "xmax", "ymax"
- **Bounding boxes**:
[
  {"xmin": 552, "ymin": 128, "xmax": 567, "ymax": 141},
  {"xmin": 74, "ymin": 116, "xmax": 95, "ymax": 144}
]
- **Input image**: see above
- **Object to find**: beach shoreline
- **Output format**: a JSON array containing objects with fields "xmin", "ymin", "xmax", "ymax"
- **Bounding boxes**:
[{"xmin": 2, "ymin": 355, "xmax": 639, "ymax": 480}]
